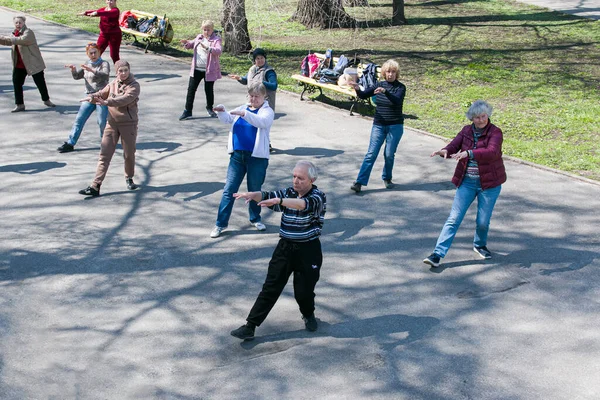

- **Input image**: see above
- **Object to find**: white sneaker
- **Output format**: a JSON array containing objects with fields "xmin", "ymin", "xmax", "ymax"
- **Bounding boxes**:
[
  {"xmin": 210, "ymin": 226, "xmax": 225, "ymax": 238},
  {"xmin": 253, "ymin": 222, "xmax": 266, "ymax": 231}
]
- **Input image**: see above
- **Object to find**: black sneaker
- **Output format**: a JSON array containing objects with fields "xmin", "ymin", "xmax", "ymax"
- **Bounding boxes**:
[
  {"xmin": 57, "ymin": 142, "xmax": 74, "ymax": 153},
  {"xmin": 230, "ymin": 324, "xmax": 255, "ymax": 340},
  {"xmin": 423, "ymin": 253, "xmax": 441, "ymax": 267},
  {"xmin": 179, "ymin": 110, "xmax": 192, "ymax": 120},
  {"xmin": 303, "ymin": 314, "xmax": 318, "ymax": 332},
  {"xmin": 79, "ymin": 186, "xmax": 100, "ymax": 197},
  {"xmin": 473, "ymin": 246, "xmax": 492, "ymax": 259},
  {"xmin": 206, "ymin": 108, "xmax": 217, "ymax": 118},
  {"xmin": 350, "ymin": 181, "xmax": 362, "ymax": 193},
  {"xmin": 384, "ymin": 179, "xmax": 394, "ymax": 189},
  {"xmin": 126, "ymin": 177, "xmax": 139, "ymax": 190}
]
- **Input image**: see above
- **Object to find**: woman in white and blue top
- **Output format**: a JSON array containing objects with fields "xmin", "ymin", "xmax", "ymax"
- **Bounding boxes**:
[{"xmin": 210, "ymin": 82, "xmax": 274, "ymax": 238}]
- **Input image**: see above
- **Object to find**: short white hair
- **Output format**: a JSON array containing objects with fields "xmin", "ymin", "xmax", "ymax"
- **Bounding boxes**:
[
  {"xmin": 466, "ymin": 100, "xmax": 493, "ymax": 120},
  {"xmin": 295, "ymin": 160, "xmax": 318, "ymax": 181},
  {"xmin": 14, "ymin": 15, "xmax": 26, "ymax": 23}
]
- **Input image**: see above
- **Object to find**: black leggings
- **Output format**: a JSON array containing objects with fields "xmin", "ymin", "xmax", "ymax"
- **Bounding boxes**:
[
  {"xmin": 12, "ymin": 67, "xmax": 50, "ymax": 105},
  {"xmin": 246, "ymin": 238, "xmax": 322, "ymax": 327},
  {"xmin": 184, "ymin": 69, "xmax": 215, "ymax": 112}
]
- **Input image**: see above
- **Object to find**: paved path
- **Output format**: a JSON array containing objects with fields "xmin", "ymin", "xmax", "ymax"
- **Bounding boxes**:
[
  {"xmin": 1, "ymin": 7, "xmax": 600, "ymax": 400},
  {"xmin": 517, "ymin": 0, "xmax": 600, "ymax": 19}
]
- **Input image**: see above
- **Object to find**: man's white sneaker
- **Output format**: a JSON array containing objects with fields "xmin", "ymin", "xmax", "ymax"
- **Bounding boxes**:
[
  {"xmin": 210, "ymin": 226, "xmax": 225, "ymax": 238},
  {"xmin": 253, "ymin": 222, "xmax": 266, "ymax": 231}
]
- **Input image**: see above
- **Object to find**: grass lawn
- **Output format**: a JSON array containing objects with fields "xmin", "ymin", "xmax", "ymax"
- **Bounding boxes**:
[{"xmin": 2, "ymin": 0, "xmax": 600, "ymax": 180}]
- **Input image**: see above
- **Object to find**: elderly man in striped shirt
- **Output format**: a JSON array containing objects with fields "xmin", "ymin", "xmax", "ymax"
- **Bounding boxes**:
[{"xmin": 230, "ymin": 160, "xmax": 326, "ymax": 341}]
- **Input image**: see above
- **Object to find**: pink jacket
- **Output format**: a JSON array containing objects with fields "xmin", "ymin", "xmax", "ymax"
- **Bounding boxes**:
[
  {"xmin": 443, "ymin": 122, "xmax": 507, "ymax": 190},
  {"xmin": 184, "ymin": 32, "xmax": 222, "ymax": 81}
]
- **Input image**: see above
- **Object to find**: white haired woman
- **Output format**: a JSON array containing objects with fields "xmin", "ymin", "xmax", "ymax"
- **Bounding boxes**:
[
  {"xmin": 0, "ymin": 15, "xmax": 55, "ymax": 112},
  {"xmin": 423, "ymin": 100, "xmax": 507, "ymax": 268},
  {"xmin": 210, "ymin": 82, "xmax": 274, "ymax": 238},
  {"xmin": 350, "ymin": 59, "xmax": 406, "ymax": 193}
]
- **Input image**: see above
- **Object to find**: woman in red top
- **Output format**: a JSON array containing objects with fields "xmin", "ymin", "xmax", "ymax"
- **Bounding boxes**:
[{"xmin": 79, "ymin": 0, "xmax": 121, "ymax": 64}]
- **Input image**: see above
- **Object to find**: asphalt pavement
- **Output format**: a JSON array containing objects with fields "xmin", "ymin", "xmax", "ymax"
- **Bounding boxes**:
[
  {"xmin": 516, "ymin": 0, "xmax": 600, "ymax": 20},
  {"xmin": 1, "ymin": 7, "xmax": 599, "ymax": 400}
]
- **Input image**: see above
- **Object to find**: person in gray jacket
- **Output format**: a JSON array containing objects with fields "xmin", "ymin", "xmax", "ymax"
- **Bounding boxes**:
[
  {"xmin": 58, "ymin": 42, "xmax": 110, "ymax": 153},
  {"xmin": 0, "ymin": 15, "xmax": 55, "ymax": 112}
]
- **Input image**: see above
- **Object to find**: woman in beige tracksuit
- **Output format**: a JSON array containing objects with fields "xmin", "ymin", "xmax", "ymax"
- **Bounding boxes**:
[{"xmin": 79, "ymin": 60, "xmax": 140, "ymax": 197}]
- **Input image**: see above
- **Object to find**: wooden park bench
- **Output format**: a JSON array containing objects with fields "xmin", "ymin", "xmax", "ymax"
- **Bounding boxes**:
[
  {"xmin": 291, "ymin": 53, "xmax": 381, "ymax": 115},
  {"xmin": 120, "ymin": 10, "xmax": 173, "ymax": 53}
]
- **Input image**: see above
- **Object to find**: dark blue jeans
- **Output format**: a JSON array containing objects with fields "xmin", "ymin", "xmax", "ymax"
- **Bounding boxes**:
[
  {"xmin": 356, "ymin": 123, "xmax": 404, "ymax": 185},
  {"xmin": 216, "ymin": 151, "xmax": 268, "ymax": 228}
]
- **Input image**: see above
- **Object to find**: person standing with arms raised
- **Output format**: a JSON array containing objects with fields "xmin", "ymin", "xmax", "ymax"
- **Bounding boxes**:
[
  {"xmin": 57, "ymin": 43, "xmax": 110, "ymax": 153},
  {"xmin": 0, "ymin": 15, "xmax": 55, "ymax": 112},
  {"xmin": 78, "ymin": 60, "xmax": 140, "ymax": 197},
  {"xmin": 178, "ymin": 20, "xmax": 222, "ymax": 120},
  {"xmin": 350, "ymin": 60, "xmax": 406, "ymax": 193},
  {"xmin": 79, "ymin": 0, "xmax": 122, "ymax": 64},
  {"xmin": 230, "ymin": 161, "xmax": 326, "ymax": 341}
]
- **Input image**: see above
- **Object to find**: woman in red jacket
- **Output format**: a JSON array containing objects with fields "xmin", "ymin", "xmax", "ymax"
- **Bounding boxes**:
[
  {"xmin": 79, "ymin": 0, "xmax": 121, "ymax": 64},
  {"xmin": 423, "ymin": 100, "xmax": 506, "ymax": 267}
]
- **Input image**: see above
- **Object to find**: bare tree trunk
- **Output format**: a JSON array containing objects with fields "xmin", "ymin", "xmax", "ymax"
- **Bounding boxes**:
[
  {"xmin": 291, "ymin": 0, "xmax": 356, "ymax": 29},
  {"xmin": 222, "ymin": 0, "xmax": 252, "ymax": 54},
  {"xmin": 344, "ymin": 0, "xmax": 369, "ymax": 6},
  {"xmin": 392, "ymin": 0, "xmax": 406, "ymax": 25}
]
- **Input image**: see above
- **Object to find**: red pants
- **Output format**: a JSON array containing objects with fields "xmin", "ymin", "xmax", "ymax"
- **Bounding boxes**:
[{"xmin": 97, "ymin": 31, "xmax": 122, "ymax": 64}]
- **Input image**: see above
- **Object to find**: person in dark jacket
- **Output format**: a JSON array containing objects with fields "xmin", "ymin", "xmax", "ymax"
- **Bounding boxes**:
[
  {"xmin": 229, "ymin": 48, "xmax": 278, "ymax": 112},
  {"xmin": 349, "ymin": 59, "xmax": 406, "ymax": 193},
  {"xmin": 423, "ymin": 100, "xmax": 507, "ymax": 267}
]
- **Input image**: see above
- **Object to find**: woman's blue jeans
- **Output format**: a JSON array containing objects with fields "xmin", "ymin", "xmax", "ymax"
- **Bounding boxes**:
[
  {"xmin": 216, "ymin": 151, "xmax": 268, "ymax": 228},
  {"xmin": 67, "ymin": 101, "xmax": 108, "ymax": 145},
  {"xmin": 356, "ymin": 123, "xmax": 404, "ymax": 185},
  {"xmin": 434, "ymin": 177, "xmax": 502, "ymax": 258}
]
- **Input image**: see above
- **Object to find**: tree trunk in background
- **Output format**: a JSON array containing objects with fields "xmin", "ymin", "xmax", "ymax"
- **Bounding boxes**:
[
  {"xmin": 392, "ymin": 0, "xmax": 406, "ymax": 25},
  {"xmin": 222, "ymin": 0, "xmax": 252, "ymax": 54},
  {"xmin": 345, "ymin": 0, "xmax": 369, "ymax": 6},
  {"xmin": 291, "ymin": 0, "xmax": 356, "ymax": 29}
]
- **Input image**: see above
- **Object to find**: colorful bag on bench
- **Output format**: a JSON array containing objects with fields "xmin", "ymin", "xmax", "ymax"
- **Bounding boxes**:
[
  {"xmin": 301, "ymin": 53, "xmax": 320, "ymax": 77},
  {"xmin": 137, "ymin": 16, "xmax": 158, "ymax": 33}
]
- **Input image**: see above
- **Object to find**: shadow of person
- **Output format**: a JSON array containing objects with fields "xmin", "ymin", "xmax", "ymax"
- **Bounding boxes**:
[
  {"xmin": 505, "ymin": 246, "xmax": 599, "ymax": 275},
  {"xmin": 362, "ymin": 181, "xmax": 455, "ymax": 195},
  {"xmin": 133, "ymin": 73, "xmax": 181, "ymax": 82},
  {"xmin": 135, "ymin": 141, "xmax": 182, "ymax": 153},
  {"xmin": 0, "ymin": 162, "xmax": 66, "ymax": 174},
  {"xmin": 325, "ymin": 217, "xmax": 375, "ymax": 240},
  {"xmin": 144, "ymin": 181, "xmax": 223, "ymax": 201},
  {"xmin": 240, "ymin": 314, "xmax": 440, "ymax": 351},
  {"xmin": 275, "ymin": 147, "xmax": 344, "ymax": 158}
]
